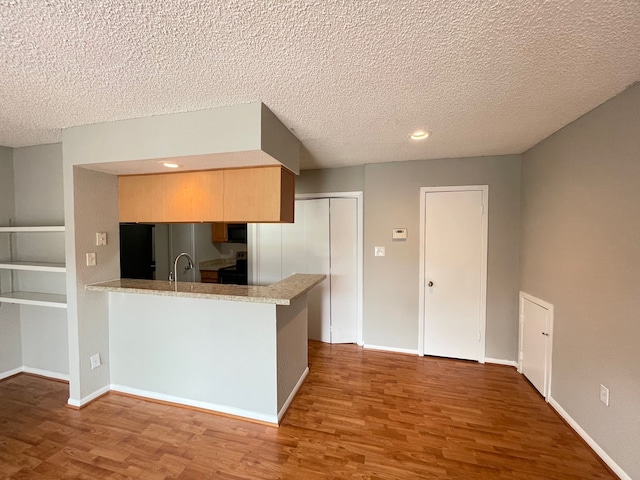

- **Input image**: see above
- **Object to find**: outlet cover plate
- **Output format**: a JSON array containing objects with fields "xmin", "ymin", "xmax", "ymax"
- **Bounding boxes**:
[
  {"xmin": 90, "ymin": 353, "xmax": 101, "ymax": 370},
  {"xmin": 374, "ymin": 246, "xmax": 385, "ymax": 257}
]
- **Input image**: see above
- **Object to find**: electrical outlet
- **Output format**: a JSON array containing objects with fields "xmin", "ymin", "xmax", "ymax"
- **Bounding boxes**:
[
  {"xmin": 96, "ymin": 232, "xmax": 107, "ymax": 246},
  {"xmin": 90, "ymin": 353, "xmax": 101, "ymax": 370},
  {"xmin": 86, "ymin": 252, "xmax": 96, "ymax": 266},
  {"xmin": 374, "ymin": 246, "xmax": 385, "ymax": 257},
  {"xmin": 599, "ymin": 384, "xmax": 610, "ymax": 406}
]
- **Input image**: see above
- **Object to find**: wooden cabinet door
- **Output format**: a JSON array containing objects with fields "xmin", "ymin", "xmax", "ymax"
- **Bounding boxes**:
[
  {"xmin": 162, "ymin": 170, "xmax": 223, "ymax": 222},
  {"xmin": 119, "ymin": 166, "xmax": 293, "ymax": 223},
  {"xmin": 119, "ymin": 174, "xmax": 167, "ymax": 223},
  {"xmin": 211, "ymin": 223, "xmax": 228, "ymax": 242},
  {"xmin": 223, "ymin": 166, "xmax": 294, "ymax": 222},
  {"xmin": 119, "ymin": 170, "xmax": 223, "ymax": 223},
  {"xmin": 200, "ymin": 270, "xmax": 219, "ymax": 283}
]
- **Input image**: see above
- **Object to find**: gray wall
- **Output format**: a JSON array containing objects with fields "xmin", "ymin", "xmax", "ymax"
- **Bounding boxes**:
[
  {"xmin": 12, "ymin": 144, "xmax": 68, "ymax": 376},
  {"xmin": 0, "ymin": 146, "xmax": 21, "ymax": 375},
  {"xmin": 520, "ymin": 83, "xmax": 640, "ymax": 478},
  {"xmin": 296, "ymin": 165, "xmax": 365, "ymax": 194},
  {"xmin": 13, "ymin": 144, "xmax": 64, "ymax": 225},
  {"xmin": 63, "ymin": 163, "xmax": 120, "ymax": 401},
  {"xmin": 0, "ymin": 146, "xmax": 15, "ymax": 226},
  {"xmin": 296, "ymin": 158, "xmax": 521, "ymax": 360},
  {"xmin": 276, "ymin": 295, "xmax": 308, "ymax": 413},
  {"xmin": 109, "ymin": 293, "xmax": 279, "ymax": 421},
  {"xmin": 364, "ymin": 157, "xmax": 521, "ymax": 359}
]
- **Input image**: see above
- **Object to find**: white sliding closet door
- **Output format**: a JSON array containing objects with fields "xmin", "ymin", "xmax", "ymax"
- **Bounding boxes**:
[
  {"xmin": 283, "ymin": 199, "xmax": 331, "ymax": 342},
  {"xmin": 253, "ymin": 197, "xmax": 357, "ymax": 344},
  {"xmin": 329, "ymin": 198, "xmax": 358, "ymax": 343}
]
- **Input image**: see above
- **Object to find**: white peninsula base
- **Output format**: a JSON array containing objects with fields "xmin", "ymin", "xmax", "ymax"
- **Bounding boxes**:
[{"xmin": 88, "ymin": 274, "xmax": 324, "ymax": 424}]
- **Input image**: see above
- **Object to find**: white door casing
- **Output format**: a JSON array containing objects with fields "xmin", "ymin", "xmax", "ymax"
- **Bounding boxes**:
[
  {"xmin": 419, "ymin": 186, "xmax": 488, "ymax": 362},
  {"xmin": 518, "ymin": 292, "xmax": 554, "ymax": 400}
]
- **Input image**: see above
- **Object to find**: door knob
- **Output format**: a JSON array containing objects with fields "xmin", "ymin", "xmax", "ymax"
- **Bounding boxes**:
[
  {"xmin": 427, "ymin": 281, "xmax": 434, "ymax": 287},
  {"xmin": 541, "ymin": 332, "xmax": 549, "ymax": 336}
]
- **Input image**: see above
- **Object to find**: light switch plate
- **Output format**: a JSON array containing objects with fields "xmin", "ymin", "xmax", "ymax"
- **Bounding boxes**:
[
  {"xmin": 599, "ymin": 384, "xmax": 610, "ymax": 406},
  {"xmin": 374, "ymin": 246, "xmax": 385, "ymax": 257},
  {"xmin": 392, "ymin": 228, "xmax": 407, "ymax": 240},
  {"xmin": 86, "ymin": 252, "xmax": 96, "ymax": 266},
  {"xmin": 96, "ymin": 232, "xmax": 107, "ymax": 246}
]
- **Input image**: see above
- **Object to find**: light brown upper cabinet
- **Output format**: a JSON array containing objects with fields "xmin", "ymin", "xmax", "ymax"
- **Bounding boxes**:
[
  {"xmin": 223, "ymin": 166, "xmax": 295, "ymax": 223},
  {"xmin": 119, "ymin": 170, "xmax": 223, "ymax": 223},
  {"xmin": 119, "ymin": 166, "xmax": 294, "ymax": 223},
  {"xmin": 211, "ymin": 222, "xmax": 228, "ymax": 242}
]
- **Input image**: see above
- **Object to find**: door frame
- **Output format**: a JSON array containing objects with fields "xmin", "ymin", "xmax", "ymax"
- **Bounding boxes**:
[
  {"xmin": 518, "ymin": 291, "xmax": 554, "ymax": 401},
  {"xmin": 418, "ymin": 185, "xmax": 489, "ymax": 362},
  {"xmin": 249, "ymin": 192, "xmax": 364, "ymax": 346}
]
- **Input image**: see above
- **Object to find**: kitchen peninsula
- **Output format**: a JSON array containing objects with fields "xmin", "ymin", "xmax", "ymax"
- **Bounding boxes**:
[{"xmin": 87, "ymin": 274, "xmax": 325, "ymax": 424}]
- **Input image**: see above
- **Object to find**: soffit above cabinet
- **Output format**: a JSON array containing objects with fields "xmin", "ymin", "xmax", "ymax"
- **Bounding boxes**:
[
  {"xmin": 84, "ymin": 150, "xmax": 279, "ymax": 175},
  {"xmin": 64, "ymin": 102, "xmax": 300, "ymax": 175}
]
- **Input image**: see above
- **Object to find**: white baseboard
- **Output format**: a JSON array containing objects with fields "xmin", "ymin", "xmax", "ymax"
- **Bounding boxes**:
[
  {"xmin": 485, "ymin": 357, "xmax": 518, "ymax": 368},
  {"xmin": 110, "ymin": 384, "xmax": 279, "ymax": 425},
  {"xmin": 0, "ymin": 367, "xmax": 23, "ymax": 381},
  {"xmin": 22, "ymin": 367, "xmax": 70, "ymax": 382},
  {"xmin": 549, "ymin": 396, "xmax": 630, "ymax": 480},
  {"xmin": 0, "ymin": 366, "xmax": 69, "ymax": 382},
  {"xmin": 67, "ymin": 384, "xmax": 110, "ymax": 408},
  {"xmin": 363, "ymin": 344, "xmax": 419, "ymax": 355},
  {"xmin": 277, "ymin": 367, "xmax": 309, "ymax": 423}
]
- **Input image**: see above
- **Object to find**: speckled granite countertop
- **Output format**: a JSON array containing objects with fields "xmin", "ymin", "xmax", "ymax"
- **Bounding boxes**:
[
  {"xmin": 86, "ymin": 274, "xmax": 326, "ymax": 305},
  {"xmin": 198, "ymin": 258, "xmax": 236, "ymax": 271}
]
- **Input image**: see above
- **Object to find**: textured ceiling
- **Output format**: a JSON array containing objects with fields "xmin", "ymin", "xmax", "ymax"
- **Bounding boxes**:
[{"xmin": 1, "ymin": 1, "xmax": 639, "ymax": 170}]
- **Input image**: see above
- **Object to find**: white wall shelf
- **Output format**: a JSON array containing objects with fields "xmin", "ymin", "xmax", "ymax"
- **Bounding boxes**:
[
  {"xmin": 0, "ymin": 261, "xmax": 66, "ymax": 273},
  {"xmin": 0, "ymin": 226, "xmax": 65, "ymax": 233},
  {"xmin": 0, "ymin": 225, "xmax": 67, "ymax": 309},
  {"xmin": 0, "ymin": 292, "xmax": 67, "ymax": 308}
]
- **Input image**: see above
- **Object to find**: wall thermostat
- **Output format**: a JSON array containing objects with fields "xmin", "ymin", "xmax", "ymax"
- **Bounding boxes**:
[{"xmin": 392, "ymin": 228, "xmax": 407, "ymax": 240}]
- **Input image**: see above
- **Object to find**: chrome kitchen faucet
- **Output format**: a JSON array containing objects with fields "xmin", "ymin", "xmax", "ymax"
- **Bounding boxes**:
[{"xmin": 169, "ymin": 252, "xmax": 194, "ymax": 282}]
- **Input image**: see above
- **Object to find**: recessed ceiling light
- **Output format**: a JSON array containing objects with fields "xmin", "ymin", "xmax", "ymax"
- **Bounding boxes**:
[
  {"xmin": 410, "ymin": 130, "xmax": 431, "ymax": 140},
  {"xmin": 162, "ymin": 162, "xmax": 181, "ymax": 168}
]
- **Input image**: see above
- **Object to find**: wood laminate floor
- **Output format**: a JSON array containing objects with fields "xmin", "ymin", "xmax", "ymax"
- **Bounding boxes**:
[{"xmin": 0, "ymin": 341, "xmax": 616, "ymax": 479}]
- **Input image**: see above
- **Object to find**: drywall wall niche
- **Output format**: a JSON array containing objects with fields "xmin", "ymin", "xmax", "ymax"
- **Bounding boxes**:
[{"xmin": 11, "ymin": 144, "xmax": 68, "ymax": 377}]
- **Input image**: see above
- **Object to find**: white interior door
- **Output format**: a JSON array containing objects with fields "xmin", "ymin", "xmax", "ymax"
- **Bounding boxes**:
[
  {"xmin": 520, "ymin": 294, "xmax": 552, "ymax": 398},
  {"xmin": 423, "ymin": 189, "xmax": 486, "ymax": 361},
  {"xmin": 329, "ymin": 198, "xmax": 358, "ymax": 343}
]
